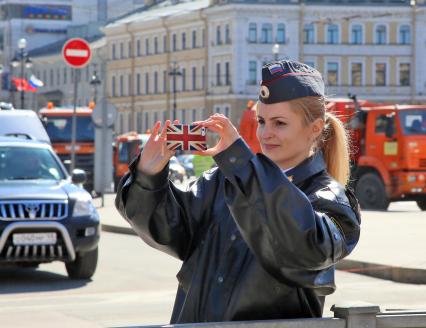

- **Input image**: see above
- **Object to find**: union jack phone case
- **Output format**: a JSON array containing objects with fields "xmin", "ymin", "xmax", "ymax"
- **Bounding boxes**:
[{"xmin": 166, "ymin": 124, "xmax": 207, "ymax": 151}]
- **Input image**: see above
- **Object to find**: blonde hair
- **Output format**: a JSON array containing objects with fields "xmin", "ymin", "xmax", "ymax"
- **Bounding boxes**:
[{"xmin": 289, "ymin": 97, "xmax": 350, "ymax": 186}]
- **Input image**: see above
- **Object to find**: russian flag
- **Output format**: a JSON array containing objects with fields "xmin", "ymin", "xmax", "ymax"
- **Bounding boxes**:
[{"xmin": 29, "ymin": 75, "xmax": 44, "ymax": 89}]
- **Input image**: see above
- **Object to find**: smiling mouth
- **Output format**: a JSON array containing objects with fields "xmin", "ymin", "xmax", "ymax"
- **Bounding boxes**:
[{"xmin": 263, "ymin": 144, "xmax": 280, "ymax": 150}]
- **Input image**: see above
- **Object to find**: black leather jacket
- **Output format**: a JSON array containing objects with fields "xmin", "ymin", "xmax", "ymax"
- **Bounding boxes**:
[{"xmin": 115, "ymin": 138, "xmax": 361, "ymax": 324}]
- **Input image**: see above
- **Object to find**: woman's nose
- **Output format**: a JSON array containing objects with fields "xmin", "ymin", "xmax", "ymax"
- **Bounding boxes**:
[{"xmin": 259, "ymin": 125, "xmax": 273, "ymax": 139}]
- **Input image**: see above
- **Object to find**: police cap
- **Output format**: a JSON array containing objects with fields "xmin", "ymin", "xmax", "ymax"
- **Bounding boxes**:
[{"xmin": 258, "ymin": 60, "xmax": 325, "ymax": 104}]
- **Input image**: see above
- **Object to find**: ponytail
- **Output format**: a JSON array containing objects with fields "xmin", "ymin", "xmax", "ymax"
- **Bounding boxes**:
[
  {"xmin": 322, "ymin": 112, "xmax": 350, "ymax": 186},
  {"xmin": 289, "ymin": 97, "xmax": 351, "ymax": 186}
]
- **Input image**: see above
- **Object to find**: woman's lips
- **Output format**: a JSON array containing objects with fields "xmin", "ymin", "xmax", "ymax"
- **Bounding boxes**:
[{"xmin": 263, "ymin": 144, "xmax": 280, "ymax": 151}]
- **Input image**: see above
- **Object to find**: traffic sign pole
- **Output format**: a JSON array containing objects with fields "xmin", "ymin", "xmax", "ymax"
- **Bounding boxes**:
[{"xmin": 62, "ymin": 38, "xmax": 92, "ymax": 175}]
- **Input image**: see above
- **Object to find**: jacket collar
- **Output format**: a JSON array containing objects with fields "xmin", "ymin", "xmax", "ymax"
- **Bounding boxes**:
[{"xmin": 285, "ymin": 151, "xmax": 326, "ymax": 186}]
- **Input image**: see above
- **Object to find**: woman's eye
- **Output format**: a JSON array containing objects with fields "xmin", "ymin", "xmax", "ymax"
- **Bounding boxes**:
[
  {"xmin": 257, "ymin": 119, "xmax": 265, "ymax": 125},
  {"xmin": 276, "ymin": 121, "xmax": 287, "ymax": 126}
]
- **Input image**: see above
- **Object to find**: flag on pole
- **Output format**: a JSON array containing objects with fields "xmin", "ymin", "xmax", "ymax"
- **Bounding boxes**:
[
  {"xmin": 29, "ymin": 75, "xmax": 44, "ymax": 89},
  {"xmin": 12, "ymin": 77, "xmax": 36, "ymax": 92}
]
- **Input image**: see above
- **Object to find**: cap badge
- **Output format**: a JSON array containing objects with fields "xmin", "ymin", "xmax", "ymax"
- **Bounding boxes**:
[
  {"xmin": 260, "ymin": 85, "xmax": 270, "ymax": 99},
  {"xmin": 268, "ymin": 63, "xmax": 284, "ymax": 75}
]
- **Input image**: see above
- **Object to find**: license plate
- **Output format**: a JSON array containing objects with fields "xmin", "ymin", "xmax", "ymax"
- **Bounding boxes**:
[{"xmin": 13, "ymin": 232, "xmax": 57, "ymax": 246}]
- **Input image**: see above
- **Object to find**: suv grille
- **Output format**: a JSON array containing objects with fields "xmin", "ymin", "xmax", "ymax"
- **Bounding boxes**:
[{"xmin": 0, "ymin": 200, "xmax": 68, "ymax": 221}]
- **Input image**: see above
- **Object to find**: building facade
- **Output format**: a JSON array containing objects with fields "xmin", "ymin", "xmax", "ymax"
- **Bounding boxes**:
[{"xmin": 104, "ymin": 0, "xmax": 426, "ymax": 134}]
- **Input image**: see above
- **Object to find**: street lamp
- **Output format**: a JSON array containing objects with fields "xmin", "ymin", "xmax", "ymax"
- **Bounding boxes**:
[
  {"xmin": 11, "ymin": 38, "xmax": 32, "ymax": 109},
  {"xmin": 168, "ymin": 62, "xmax": 182, "ymax": 120},
  {"xmin": 272, "ymin": 43, "xmax": 280, "ymax": 61},
  {"xmin": 90, "ymin": 70, "xmax": 101, "ymax": 105}
]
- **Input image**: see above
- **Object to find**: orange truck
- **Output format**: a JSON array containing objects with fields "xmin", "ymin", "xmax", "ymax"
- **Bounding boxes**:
[
  {"xmin": 113, "ymin": 132, "xmax": 150, "ymax": 190},
  {"xmin": 39, "ymin": 104, "xmax": 95, "ymax": 192},
  {"xmin": 239, "ymin": 97, "xmax": 426, "ymax": 211}
]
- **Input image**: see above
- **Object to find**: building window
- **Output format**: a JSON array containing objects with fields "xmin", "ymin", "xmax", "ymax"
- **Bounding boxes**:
[
  {"xmin": 112, "ymin": 44, "xmax": 116, "ymax": 59},
  {"xmin": 326, "ymin": 24, "xmax": 339, "ymax": 44},
  {"xmin": 192, "ymin": 30, "xmax": 197, "ymax": 48},
  {"xmin": 112, "ymin": 76, "xmax": 116, "ymax": 96},
  {"xmin": 182, "ymin": 32, "xmax": 186, "ymax": 50},
  {"xmin": 163, "ymin": 70, "xmax": 167, "ymax": 93},
  {"xmin": 50, "ymin": 69, "xmax": 54, "ymax": 86},
  {"xmin": 399, "ymin": 63, "xmax": 410, "ymax": 86},
  {"xmin": 224, "ymin": 106, "xmax": 230, "ymax": 117},
  {"xmin": 120, "ymin": 42, "xmax": 124, "ymax": 58},
  {"xmin": 137, "ymin": 73, "xmax": 141, "ymax": 95},
  {"xmin": 128, "ymin": 74, "xmax": 131, "ymax": 96},
  {"xmin": 327, "ymin": 62, "xmax": 338, "ymax": 86},
  {"xmin": 225, "ymin": 24, "xmax": 230, "ymax": 44},
  {"xmin": 154, "ymin": 37, "xmax": 158, "ymax": 54},
  {"xmin": 137, "ymin": 112, "xmax": 142, "ymax": 133},
  {"xmin": 351, "ymin": 24, "xmax": 363, "ymax": 44},
  {"xmin": 145, "ymin": 38, "xmax": 150, "ymax": 55},
  {"xmin": 192, "ymin": 109, "xmax": 197, "ymax": 121},
  {"xmin": 351, "ymin": 63, "xmax": 362, "ymax": 86},
  {"xmin": 137, "ymin": 39, "xmax": 141, "ymax": 56},
  {"xmin": 202, "ymin": 65, "xmax": 205, "ymax": 89},
  {"xmin": 225, "ymin": 62, "xmax": 230, "ymax": 86},
  {"xmin": 276, "ymin": 23, "xmax": 286, "ymax": 44},
  {"xmin": 145, "ymin": 73, "xmax": 149, "ymax": 94},
  {"xmin": 202, "ymin": 29, "xmax": 205, "ymax": 47},
  {"xmin": 375, "ymin": 63, "xmax": 386, "ymax": 86},
  {"xmin": 182, "ymin": 68, "xmax": 186, "ymax": 91},
  {"xmin": 163, "ymin": 35, "xmax": 167, "ymax": 52},
  {"xmin": 304, "ymin": 24, "xmax": 314, "ymax": 44},
  {"xmin": 216, "ymin": 63, "xmax": 221, "ymax": 86},
  {"xmin": 128, "ymin": 41, "xmax": 131, "ymax": 58},
  {"xmin": 261, "ymin": 23, "xmax": 273, "ymax": 43},
  {"xmin": 216, "ymin": 26, "xmax": 222, "ymax": 45},
  {"xmin": 248, "ymin": 61, "xmax": 257, "ymax": 85},
  {"xmin": 248, "ymin": 23, "xmax": 257, "ymax": 43},
  {"xmin": 192, "ymin": 67, "xmax": 197, "ymax": 90},
  {"xmin": 172, "ymin": 34, "xmax": 177, "ymax": 51},
  {"xmin": 119, "ymin": 75, "xmax": 124, "ymax": 96},
  {"xmin": 154, "ymin": 71, "xmax": 158, "ymax": 93},
  {"xmin": 399, "ymin": 25, "xmax": 411, "ymax": 45},
  {"xmin": 144, "ymin": 112, "xmax": 149, "ymax": 132},
  {"xmin": 376, "ymin": 25, "xmax": 387, "ymax": 44},
  {"xmin": 63, "ymin": 67, "xmax": 67, "ymax": 84}
]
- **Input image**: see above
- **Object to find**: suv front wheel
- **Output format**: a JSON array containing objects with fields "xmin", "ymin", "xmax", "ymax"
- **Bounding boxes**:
[{"xmin": 65, "ymin": 247, "xmax": 98, "ymax": 279}]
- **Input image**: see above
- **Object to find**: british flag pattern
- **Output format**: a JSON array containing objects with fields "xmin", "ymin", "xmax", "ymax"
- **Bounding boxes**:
[{"xmin": 166, "ymin": 124, "xmax": 207, "ymax": 151}]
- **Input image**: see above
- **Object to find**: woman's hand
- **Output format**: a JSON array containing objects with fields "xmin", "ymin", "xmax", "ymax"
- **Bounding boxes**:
[
  {"xmin": 196, "ymin": 114, "xmax": 240, "ymax": 157},
  {"xmin": 137, "ymin": 120, "xmax": 178, "ymax": 175}
]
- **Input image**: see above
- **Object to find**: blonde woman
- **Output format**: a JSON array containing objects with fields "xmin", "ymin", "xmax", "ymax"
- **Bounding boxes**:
[{"xmin": 116, "ymin": 60, "xmax": 361, "ymax": 323}]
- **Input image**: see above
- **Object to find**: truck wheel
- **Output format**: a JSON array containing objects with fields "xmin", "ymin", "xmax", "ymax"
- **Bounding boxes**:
[
  {"xmin": 417, "ymin": 200, "xmax": 426, "ymax": 211},
  {"xmin": 355, "ymin": 173, "xmax": 390, "ymax": 210},
  {"xmin": 66, "ymin": 247, "xmax": 98, "ymax": 280}
]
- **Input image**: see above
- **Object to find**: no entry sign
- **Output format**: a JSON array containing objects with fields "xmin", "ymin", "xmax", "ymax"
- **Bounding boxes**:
[{"xmin": 62, "ymin": 38, "xmax": 92, "ymax": 68}]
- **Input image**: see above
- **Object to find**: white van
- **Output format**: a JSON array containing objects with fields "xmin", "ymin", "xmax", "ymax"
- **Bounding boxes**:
[{"xmin": 0, "ymin": 109, "xmax": 50, "ymax": 144}]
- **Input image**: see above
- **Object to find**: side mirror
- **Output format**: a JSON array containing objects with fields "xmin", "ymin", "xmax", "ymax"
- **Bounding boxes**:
[
  {"xmin": 72, "ymin": 169, "xmax": 87, "ymax": 185},
  {"xmin": 385, "ymin": 116, "xmax": 395, "ymax": 139}
]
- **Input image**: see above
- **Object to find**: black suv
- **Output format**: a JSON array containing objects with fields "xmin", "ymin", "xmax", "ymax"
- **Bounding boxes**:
[{"xmin": 0, "ymin": 137, "xmax": 100, "ymax": 279}]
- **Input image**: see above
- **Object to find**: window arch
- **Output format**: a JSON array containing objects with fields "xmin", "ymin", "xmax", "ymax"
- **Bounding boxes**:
[
  {"xmin": 351, "ymin": 24, "xmax": 363, "ymax": 44},
  {"xmin": 375, "ymin": 25, "xmax": 387, "ymax": 44},
  {"xmin": 399, "ymin": 25, "xmax": 411, "ymax": 44},
  {"xmin": 326, "ymin": 24, "xmax": 339, "ymax": 44}
]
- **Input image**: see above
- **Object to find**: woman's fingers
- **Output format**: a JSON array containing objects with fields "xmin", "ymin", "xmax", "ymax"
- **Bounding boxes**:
[{"xmin": 149, "ymin": 121, "xmax": 161, "ymax": 141}]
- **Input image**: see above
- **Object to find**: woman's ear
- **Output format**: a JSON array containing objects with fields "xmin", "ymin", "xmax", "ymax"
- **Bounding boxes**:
[{"xmin": 311, "ymin": 118, "xmax": 325, "ymax": 140}]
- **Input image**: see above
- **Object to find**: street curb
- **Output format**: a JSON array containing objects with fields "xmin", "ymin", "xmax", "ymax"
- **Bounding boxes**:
[
  {"xmin": 101, "ymin": 224, "xmax": 136, "ymax": 236},
  {"xmin": 337, "ymin": 259, "xmax": 426, "ymax": 284},
  {"xmin": 101, "ymin": 224, "xmax": 426, "ymax": 285}
]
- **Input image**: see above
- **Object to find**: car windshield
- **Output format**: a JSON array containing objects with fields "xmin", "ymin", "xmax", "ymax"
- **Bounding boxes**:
[
  {"xmin": 399, "ymin": 110, "xmax": 426, "ymax": 135},
  {"xmin": 44, "ymin": 116, "xmax": 95, "ymax": 142},
  {"xmin": 0, "ymin": 146, "xmax": 65, "ymax": 181}
]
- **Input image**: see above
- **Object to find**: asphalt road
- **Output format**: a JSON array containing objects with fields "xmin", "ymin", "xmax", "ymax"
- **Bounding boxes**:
[{"xmin": 1, "ymin": 229, "xmax": 426, "ymax": 327}]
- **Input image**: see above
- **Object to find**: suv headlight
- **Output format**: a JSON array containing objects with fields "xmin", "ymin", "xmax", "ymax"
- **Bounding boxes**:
[{"xmin": 73, "ymin": 199, "xmax": 97, "ymax": 217}]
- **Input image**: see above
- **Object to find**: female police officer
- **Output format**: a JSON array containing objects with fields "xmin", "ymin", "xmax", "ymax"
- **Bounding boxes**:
[{"xmin": 115, "ymin": 60, "xmax": 361, "ymax": 323}]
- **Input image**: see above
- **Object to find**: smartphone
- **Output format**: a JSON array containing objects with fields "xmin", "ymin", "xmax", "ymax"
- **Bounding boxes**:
[{"xmin": 166, "ymin": 124, "xmax": 207, "ymax": 151}]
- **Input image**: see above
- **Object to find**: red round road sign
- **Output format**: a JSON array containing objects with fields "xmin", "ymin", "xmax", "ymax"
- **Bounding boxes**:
[{"xmin": 62, "ymin": 38, "xmax": 92, "ymax": 68}]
